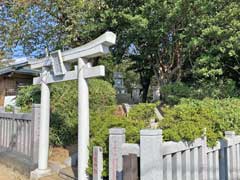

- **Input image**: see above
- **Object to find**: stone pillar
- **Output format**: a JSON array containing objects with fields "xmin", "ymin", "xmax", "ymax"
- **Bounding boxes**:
[
  {"xmin": 38, "ymin": 71, "xmax": 51, "ymax": 170},
  {"xmin": 78, "ymin": 58, "xmax": 89, "ymax": 180},
  {"xmin": 109, "ymin": 128, "xmax": 126, "ymax": 180},
  {"xmin": 30, "ymin": 73, "xmax": 52, "ymax": 180},
  {"xmin": 93, "ymin": 146, "xmax": 103, "ymax": 180},
  {"xmin": 140, "ymin": 129, "xmax": 163, "ymax": 180},
  {"xmin": 199, "ymin": 133, "xmax": 207, "ymax": 180},
  {"xmin": 225, "ymin": 131, "xmax": 237, "ymax": 179},
  {"xmin": 31, "ymin": 104, "xmax": 41, "ymax": 164}
]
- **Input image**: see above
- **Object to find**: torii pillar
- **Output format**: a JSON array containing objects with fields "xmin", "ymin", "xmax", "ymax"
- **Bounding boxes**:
[{"xmin": 30, "ymin": 32, "xmax": 116, "ymax": 180}]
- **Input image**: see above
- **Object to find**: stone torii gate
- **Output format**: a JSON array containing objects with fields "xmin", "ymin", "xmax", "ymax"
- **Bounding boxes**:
[{"xmin": 29, "ymin": 32, "xmax": 116, "ymax": 180}]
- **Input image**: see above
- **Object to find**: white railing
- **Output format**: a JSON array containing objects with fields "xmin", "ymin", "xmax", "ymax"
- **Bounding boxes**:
[{"xmin": 109, "ymin": 128, "xmax": 240, "ymax": 180}]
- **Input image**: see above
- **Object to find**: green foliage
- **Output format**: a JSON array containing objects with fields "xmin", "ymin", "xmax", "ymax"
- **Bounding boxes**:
[
  {"xmin": 128, "ymin": 103, "xmax": 157, "ymax": 122},
  {"xmin": 161, "ymin": 82, "xmax": 192, "ymax": 105},
  {"xmin": 5, "ymin": 105, "xmax": 14, "ymax": 112},
  {"xmin": 16, "ymin": 85, "xmax": 41, "ymax": 112},
  {"xmin": 161, "ymin": 79, "xmax": 239, "ymax": 105},
  {"xmin": 88, "ymin": 106, "xmax": 148, "ymax": 177},
  {"xmin": 192, "ymin": 79, "xmax": 239, "ymax": 99},
  {"xmin": 1, "ymin": 0, "xmax": 240, "ymax": 99},
  {"xmin": 50, "ymin": 79, "xmax": 117, "ymax": 146},
  {"xmin": 88, "ymin": 79, "xmax": 116, "ymax": 110},
  {"xmin": 49, "ymin": 80, "xmax": 78, "ymax": 146},
  {"xmin": 191, "ymin": 1, "xmax": 240, "ymax": 82},
  {"xmin": 100, "ymin": 56, "xmax": 140, "ymax": 91},
  {"xmin": 16, "ymin": 79, "xmax": 117, "ymax": 145},
  {"xmin": 159, "ymin": 98, "xmax": 240, "ymax": 147}
]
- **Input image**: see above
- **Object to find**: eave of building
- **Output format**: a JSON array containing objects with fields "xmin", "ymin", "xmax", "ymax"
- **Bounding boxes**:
[{"xmin": 0, "ymin": 62, "xmax": 40, "ymax": 77}]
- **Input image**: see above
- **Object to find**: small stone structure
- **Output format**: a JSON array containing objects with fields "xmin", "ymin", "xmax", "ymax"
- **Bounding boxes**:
[{"xmin": 152, "ymin": 86, "xmax": 160, "ymax": 102}]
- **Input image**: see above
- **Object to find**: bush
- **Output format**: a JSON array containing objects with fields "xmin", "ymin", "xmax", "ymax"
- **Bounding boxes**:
[
  {"xmin": 16, "ymin": 79, "xmax": 117, "ymax": 146},
  {"xmin": 88, "ymin": 79, "xmax": 116, "ymax": 110},
  {"xmin": 5, "ymin": 105, "xmax": 14, "ymax": 112},
  {"xmin": 127, "ymin": 103, "xmax": 157, "ymax": 121},
  {"xmin": 159, "ymin": 98, "xmax": 240, "ymax": 147},
  {"xmin": 50, "ymin": 79, "xmax": 117, "ymax": 146},
  {"xmin": 16, "ymin": 85, "xmax": 41, "ymax": 112},
  {"xmin": 192, "ymin": 79, "xmax": 239, "ymax": 99},
  {"xmin": 161, "ymin": 82, "xmax": 192, "ymax": 105},
  {"xmin": 88, "ymin": 106, "xmax": 148, "ymax": 177},
  {"xmin": 160, "ymin": 79, "xmax": 239, "ymax": 105}
]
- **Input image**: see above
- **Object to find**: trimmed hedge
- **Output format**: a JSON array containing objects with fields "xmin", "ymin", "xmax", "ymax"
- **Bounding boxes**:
[
  {"xmin": 88, "ymin": 106, "xmax": 148, "ymax": 177},
  {"xmin": 159, "ymin": 98, "xmax": 240, "ymax": 147}
]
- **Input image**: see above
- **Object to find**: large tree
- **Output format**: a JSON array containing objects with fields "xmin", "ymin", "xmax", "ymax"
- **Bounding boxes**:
[
  {"xmin": 0, "ymin": 0, "xmax": 106, "ymax": 57},
  {"xmin": 1, "ymin": 0, "xmax": 240, "ymax": 101}
]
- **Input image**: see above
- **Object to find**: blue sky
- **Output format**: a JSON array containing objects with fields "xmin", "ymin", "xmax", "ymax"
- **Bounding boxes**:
[{"xmin": 12, "ymin": 46, "xmax": 25, "ymax": 58}]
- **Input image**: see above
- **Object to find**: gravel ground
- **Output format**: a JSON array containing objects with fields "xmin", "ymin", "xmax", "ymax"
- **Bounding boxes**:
[{"xmin": 0, "ymin": 164, "xmax": 28, "ymax": 180}]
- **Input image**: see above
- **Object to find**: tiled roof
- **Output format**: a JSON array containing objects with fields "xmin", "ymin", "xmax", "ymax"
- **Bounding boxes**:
[{"xmin": 0, "ymin": 62, "xmax": 39, "ymax": 76}]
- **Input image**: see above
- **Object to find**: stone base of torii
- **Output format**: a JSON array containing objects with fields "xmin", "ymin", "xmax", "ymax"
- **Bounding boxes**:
[{"xmin": 29, "ymin": 32, "xmax": 116, "ymax": 180}]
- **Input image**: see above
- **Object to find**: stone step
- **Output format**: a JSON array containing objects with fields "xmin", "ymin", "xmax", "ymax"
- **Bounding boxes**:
[
  {"xmin": 39, "ymin": 173, "xmax": 62, "ymax": 180},
  {"xmin": 59, "ymin": 167, "xmax": 78, "ymax": 180}
]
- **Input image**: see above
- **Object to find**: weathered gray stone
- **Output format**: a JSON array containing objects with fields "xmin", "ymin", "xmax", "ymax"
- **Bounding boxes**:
[
  {"xmin": 140, "ymin": 129, "xmax": 162, "ymax": 180},
  {"xmin": 152, "ymin": 86, "xmax": 160, "ymax": 102},
  {"xmin": 93, "ymin": 146, "xmax": 103, "ymax": 180},
  {"xmin": 109, "ymin": 128, "xmax": 125, "ymax": 180},
  {"xmin": 30, "ymin": 168, "xmax": 52, "ymax": 180},
  {"xmin": 121, "ymin": 143, "xmax": 140, "ymax": 157},
  {"xmin": 31, "ymin": 104, "xmax": 41, "ymax": 164},
  {"xmin": 225, "ymin": 131, "xmax": 235, "ymax": 138}
]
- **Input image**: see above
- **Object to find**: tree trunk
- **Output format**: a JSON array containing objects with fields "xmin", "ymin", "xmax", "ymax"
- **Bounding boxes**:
[{"xmin": 140, "ymin": 74, "xmax": 151, "ymax": 103}]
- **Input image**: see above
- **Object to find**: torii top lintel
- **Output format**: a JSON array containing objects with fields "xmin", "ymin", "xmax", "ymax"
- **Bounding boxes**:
[{"xmin": 29, "ymin": 31, "xmax": 116, "ymax": 70}]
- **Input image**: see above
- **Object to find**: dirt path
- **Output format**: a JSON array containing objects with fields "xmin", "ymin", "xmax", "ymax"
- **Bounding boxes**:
[{"xmin": 0, "ymin": 164, "xmax": 28, "ymax": 180}]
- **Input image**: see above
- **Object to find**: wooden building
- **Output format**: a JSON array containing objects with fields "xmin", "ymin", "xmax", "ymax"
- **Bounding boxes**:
[{"xmin": 0, "ymin": 62, "xmax": 39, "ymax": 106}]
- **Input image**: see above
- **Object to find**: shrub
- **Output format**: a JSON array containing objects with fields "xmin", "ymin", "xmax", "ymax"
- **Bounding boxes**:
[
  {"xmin": 88, "ymin": 79, "xmax": 116, "ymax": 110},
  {"xmin": 16, "ymin": 85, "xmax": 41, "ymax": 112},
  {"xmin": 50, "ymin": 79, "xmax": 117, "ymax": 146},
  {"xmin": 16, "ymin": 79, "xmax": 117, "ymax": 146},
  {"xmin": 5, "ymin": 105, "xmax": 14, "ymax": 112},
  {"xmin": 160, "ymin": 79, "xmax": 239, "ymax": 105},
  {"xmin": 88, "ymin": 106, "xmax": 147, "ymax": 177},
  {"xmin": 192, "ymin": 79, "xmax": 239, "ymax": 99},
  {"xmin": 159, "ymin": 98, "xmax": 240, "ymax": 147},
  {"xmin": 161, "ymin": 82, "xmax": 191, "ymax": 105},
  {"xmin": 127, "ymin": 103, "xmax": 157, "ymax": 121}
]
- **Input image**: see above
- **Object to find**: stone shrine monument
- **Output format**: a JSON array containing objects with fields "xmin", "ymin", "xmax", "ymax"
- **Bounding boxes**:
[
  {"xmin": 29, "ymin": 32, "xmax": 116, "ymax": 180},
  {"xmin": 152, "ymin": 86, "xmax": 160, "ymax": 102},
  {"xmin": 113, "ymin": 72, "xmax": 127, "ymax": 94}
]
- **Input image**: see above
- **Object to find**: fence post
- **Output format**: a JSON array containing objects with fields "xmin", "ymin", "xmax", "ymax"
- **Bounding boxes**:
[
  {"xmin": 123, "ymin": 154, "xmax": 138, "ymax": 180},
  {"xmin": 199, "ymin": 132, "xmax": 208, "ymax": 180},
  {"xmin": 109, "ymin": 128, "xmax": 126, "ymax": 180},
  {"xmin": 225, "ymin": 131, "xmax": 237, "ymax": 180},
  {"xmin": 93, "ymin": 146, "xmax": 103, "ymax": 180},
  {"xmin": 140, "ymin": 129, "xmax": 162, "ymax": 180},
  {"xmin": 31, "ymin": 104, "xmax": 41, "ymax": 164}
]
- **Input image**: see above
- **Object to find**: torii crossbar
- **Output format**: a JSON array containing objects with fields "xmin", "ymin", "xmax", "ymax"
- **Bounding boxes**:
[{"xmin": 29, "ymin": 32, "xmax": 116, "ymax": 180}]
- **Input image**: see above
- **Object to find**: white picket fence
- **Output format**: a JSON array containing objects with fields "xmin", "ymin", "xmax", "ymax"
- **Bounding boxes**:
[{"xmin": 109, "ymin": 128, "xmax": 240, "ymax": 180}]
